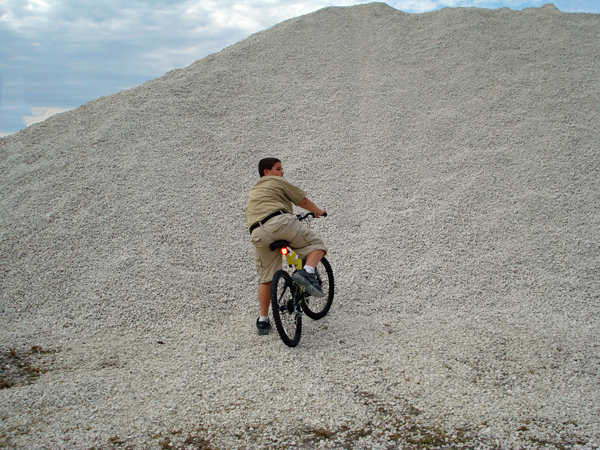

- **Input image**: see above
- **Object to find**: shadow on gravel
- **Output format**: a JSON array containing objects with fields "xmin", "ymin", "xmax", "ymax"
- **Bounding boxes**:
[
  {"xmin": 0, "ymin": 346, "xmax": 54, "ymax": 389},
  {"xmin": 299, "ymin": 394, "xmax": 589, "ymax": 450},
  {"xmin": 147, "ymin": 434, "xmax": 216, "ymax": 450},
  {"xmin": 303, "ymin": 421, "xmax": 473, "ymax": 449}
]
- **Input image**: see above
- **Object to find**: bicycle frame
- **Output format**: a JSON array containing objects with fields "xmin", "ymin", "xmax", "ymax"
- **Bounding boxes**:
[
  {"xmin": 278, "ymin": 246, "xmax": 308, "ymax": 302},
  {"xmin": 279, "ymin": 246, "xmax": 303, "ymax": 271}
]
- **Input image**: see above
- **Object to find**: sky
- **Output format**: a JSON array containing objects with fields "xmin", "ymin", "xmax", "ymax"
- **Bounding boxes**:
[{"xmin": 1, "ymin": 0, "xmax": 598, "ymax": 137}]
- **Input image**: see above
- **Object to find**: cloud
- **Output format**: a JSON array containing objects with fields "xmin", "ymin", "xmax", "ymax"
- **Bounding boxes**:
[
  {"xmin": 397, "ymin": 0, "xmax": 543, "ymax": 11},
  {"xmin": 23, "ymin": 107, "xmax": 72, "ymax": 127}
]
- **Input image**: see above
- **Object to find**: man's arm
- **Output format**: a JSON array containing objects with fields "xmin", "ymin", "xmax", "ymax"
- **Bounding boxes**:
[{"xmin": 297, "ymin": 197, "xmax": 326, "ymax": 218}]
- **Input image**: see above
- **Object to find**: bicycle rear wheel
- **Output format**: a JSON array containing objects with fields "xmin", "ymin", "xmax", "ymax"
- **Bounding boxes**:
[
  {"xmin": 302, "ymin": 256, "xmax": 334, "ymax": 320},
  {"xmin": 271, "ymin": 270, "xmax": 302, "ymax": 347}
]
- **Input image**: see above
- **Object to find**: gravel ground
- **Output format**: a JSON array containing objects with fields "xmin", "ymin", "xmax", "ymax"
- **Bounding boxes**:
[{"xmin": 1, "ymin": 2, "xmax": 599, "ymax": 449}]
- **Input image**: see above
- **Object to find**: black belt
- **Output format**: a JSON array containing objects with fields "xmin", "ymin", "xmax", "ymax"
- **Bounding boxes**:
[{"xmin": 249, "ymin": 210, "xmax": 285, "ymax": 234}]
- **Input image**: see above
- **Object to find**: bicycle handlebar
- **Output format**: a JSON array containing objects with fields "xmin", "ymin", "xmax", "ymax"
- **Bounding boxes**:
[{"xmin": 297, "ymin": 211, "xmax": 328, "ymax": 221}]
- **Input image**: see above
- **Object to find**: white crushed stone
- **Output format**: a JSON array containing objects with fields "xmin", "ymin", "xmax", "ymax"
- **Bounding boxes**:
[{"xmin": 1, "ymin": 2, "xmax": 599, "ymax": 449}]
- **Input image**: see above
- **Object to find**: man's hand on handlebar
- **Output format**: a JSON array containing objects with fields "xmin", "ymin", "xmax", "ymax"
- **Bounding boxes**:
[
  {"xmin": 297, "ymin": 198, "xmax": 326, "ymax": 218},
  {"xmin": 314, "ymin": 208, "xmax": 327, "ymax": 218},
  {"xmin": 297, "ymin": 211, "xmax": 328, "ymax": 221}
]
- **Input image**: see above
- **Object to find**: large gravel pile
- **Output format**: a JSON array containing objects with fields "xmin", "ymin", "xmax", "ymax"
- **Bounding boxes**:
[{"xmin": 1, "ymin": 2, "xmax": 599, "ymax": 449}]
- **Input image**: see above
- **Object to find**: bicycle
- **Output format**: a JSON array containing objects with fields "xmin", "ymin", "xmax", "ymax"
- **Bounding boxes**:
[{"xmin": 270, "ymin": 212, "xmax": 334, "ymax": 347}]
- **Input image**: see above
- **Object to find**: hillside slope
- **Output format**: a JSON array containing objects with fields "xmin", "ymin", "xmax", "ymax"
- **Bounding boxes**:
[{"xmin": 1, "ymin": 3, "xmax": 599, "ymax": 448}]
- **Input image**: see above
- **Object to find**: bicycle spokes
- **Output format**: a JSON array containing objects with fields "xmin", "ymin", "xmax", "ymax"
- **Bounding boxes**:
[{"xmin": 270, "ymin": 270, "xmax": 303, "ymax": 347}]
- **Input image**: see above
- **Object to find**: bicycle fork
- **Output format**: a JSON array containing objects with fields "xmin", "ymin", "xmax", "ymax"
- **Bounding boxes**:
[
  {"xmin": 286, "ymin": 281, "xmax": 303, "ymax": 325},
  {"xmin": 279, "ymin": 245, "xmax": 307, "ymax": 324}
]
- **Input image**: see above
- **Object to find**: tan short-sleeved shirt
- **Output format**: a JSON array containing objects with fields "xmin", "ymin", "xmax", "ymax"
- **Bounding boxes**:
[{"xmin": 246, "ymin": 176, "xmax": 306, "ymax": 228}]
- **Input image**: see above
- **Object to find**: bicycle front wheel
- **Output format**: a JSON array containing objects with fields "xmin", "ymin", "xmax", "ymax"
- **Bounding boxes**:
[
  {"xmin": 271, "ymin": 270, "xmax": 302, "ymax": 347},
  {"xmin": 302, "ymin": 256, "xmax": 334, "ymax": 320}
]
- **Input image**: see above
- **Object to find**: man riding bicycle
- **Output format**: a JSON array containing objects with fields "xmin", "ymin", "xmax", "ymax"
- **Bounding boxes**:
[{"xmin": 246, "ymin": 158, "xmax": 328, "ymax": 335}]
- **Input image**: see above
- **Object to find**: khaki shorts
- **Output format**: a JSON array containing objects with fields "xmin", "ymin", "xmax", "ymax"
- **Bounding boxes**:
[{"xmin": 250, "ymin": 213, "xmax": 327, "ymax": 284}]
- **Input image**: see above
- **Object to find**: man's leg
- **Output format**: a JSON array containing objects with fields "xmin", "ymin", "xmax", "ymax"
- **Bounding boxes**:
[
  {"xmin": 256, "ymin": 281, "xmax": 273, "ymax": 335},
  {"xmin": 258, "ymin": 281, "xmax": 271, "ymax": 317},
  {"xmin": 304, "ymin": 250, "xmax": 325, "ymax": 269},
  {"xmin": 293, "ymin": 249, "xmax": 327, "ymax": 298}
]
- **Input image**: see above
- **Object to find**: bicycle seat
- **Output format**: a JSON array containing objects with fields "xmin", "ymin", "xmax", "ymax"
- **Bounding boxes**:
[{"xmin": 269, "ymin": 240, "xmax": 290, "ymax": 252}]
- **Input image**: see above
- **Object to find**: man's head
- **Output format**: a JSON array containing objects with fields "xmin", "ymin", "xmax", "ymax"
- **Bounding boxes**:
[{"xmin": 258, "ymin": 158, "xmax": 283, "ymax": 177}]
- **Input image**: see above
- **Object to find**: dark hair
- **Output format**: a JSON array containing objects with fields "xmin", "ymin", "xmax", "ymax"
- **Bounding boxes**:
[{"xmin": 258, "ymin": 158, "xmax": 281, "ymax": 177}]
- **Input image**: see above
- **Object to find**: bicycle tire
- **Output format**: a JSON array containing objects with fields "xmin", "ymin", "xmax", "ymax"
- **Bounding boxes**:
[
  {"xmin": 271, "ymin": 270, "xmax": 302, "ymax": 347},
  {"xmin": 302, "ymin": 256, "xmax": 334, "ymax": 320}
]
